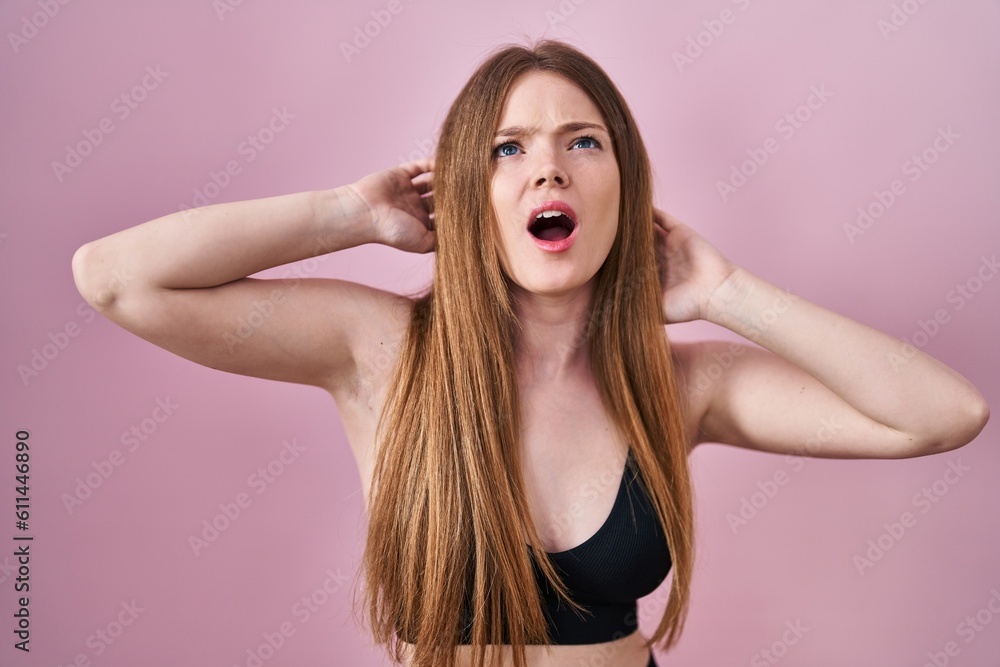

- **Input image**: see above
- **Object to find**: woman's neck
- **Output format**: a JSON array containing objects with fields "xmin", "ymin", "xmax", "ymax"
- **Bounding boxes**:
[{"xmin": 511, "ymin": 280, "xmax": 596, "ymax": 384}]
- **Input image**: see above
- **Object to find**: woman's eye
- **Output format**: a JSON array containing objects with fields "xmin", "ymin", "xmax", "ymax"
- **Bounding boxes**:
[
  {"xmin": 492, "ymin": 136, "xmax": 600, "ymax": 158},
  {"xmin": 493, "ymin": 143, "xmax": 519, "ymax": 158}
]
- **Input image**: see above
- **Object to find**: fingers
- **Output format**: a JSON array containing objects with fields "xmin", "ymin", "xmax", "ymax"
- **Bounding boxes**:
[
  {"xmin": 652, "ymin": 208, "xmax": 668, "ymax": 236},
  {"xmin": 410, "ymin": 160, "xmax": 435, "ymax": 204},
  {"xmin": 420, "ymin": 180, "xmax": 436, "ymax": 232},
  {"xmin": 415, "ymin": 171, "xmax": 434, "ymax": 216},
  {"xmin": 414, "ymin": 172, "xmax": 434, "ymax": 195},
  {"xmin": 398, "ymin": 157, "xmax": 435, "ymax": 178},
  {"xmin": 394, "ymin": 158, "xmax": 437, "ymax": 234},
  {"xmin": 656, "ymin": 209, "xmax": 685, "ymax": 230}
]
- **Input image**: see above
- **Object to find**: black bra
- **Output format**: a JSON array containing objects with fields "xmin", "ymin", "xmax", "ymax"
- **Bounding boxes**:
[{"xmin": 452, "ymin": 449, "xmax": 673, "ymax": 644}]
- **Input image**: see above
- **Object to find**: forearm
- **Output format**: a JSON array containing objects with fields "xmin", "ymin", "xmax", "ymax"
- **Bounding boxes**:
[
  {"xmin": 72, "ymin": 185, "xmax": 372, "ymax": 304},
  {"xmin": 706, "ymin": 267, "xmax": 989, "ymax": 446}
]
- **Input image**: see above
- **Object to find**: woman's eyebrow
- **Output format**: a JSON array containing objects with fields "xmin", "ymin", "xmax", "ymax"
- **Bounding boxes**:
[{"xmin": 493, "ymin": 121, "xmax": 608, "ymax": 139}]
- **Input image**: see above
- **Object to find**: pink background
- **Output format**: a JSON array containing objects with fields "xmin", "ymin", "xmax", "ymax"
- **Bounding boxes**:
[{"xmin": 2, "ymin": 1, "xmax": 999, "ymax": 665}]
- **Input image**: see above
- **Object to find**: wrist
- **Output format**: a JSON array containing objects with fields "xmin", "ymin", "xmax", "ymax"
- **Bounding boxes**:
[
  {"xmin": 315, "ymin": 185, "xmax": 378, "ymax": 250},
  {"xmin": 705, "ymin": 265, "xmax": 753, "ymax": 324}
]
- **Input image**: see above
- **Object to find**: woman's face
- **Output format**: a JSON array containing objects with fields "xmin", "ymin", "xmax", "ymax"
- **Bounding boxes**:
[{"xmin": 490, "ymin": 70, "xmax": 620, "ymax": 298}]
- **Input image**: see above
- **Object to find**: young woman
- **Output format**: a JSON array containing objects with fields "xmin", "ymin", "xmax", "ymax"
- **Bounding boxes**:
[{"xmin": 71, "ymin": 40, "xmax": 989, "ymax": 667}]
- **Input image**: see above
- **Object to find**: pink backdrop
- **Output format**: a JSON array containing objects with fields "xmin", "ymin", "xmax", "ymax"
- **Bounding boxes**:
[{"xmin": 2, "ymin": 1, "xmax": 998, "ymax": 665}]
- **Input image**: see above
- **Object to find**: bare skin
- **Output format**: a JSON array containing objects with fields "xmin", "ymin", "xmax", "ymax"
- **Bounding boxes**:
[{"xmin": 72, "ymin": 68, "xmax": 987, "ymax": 667}]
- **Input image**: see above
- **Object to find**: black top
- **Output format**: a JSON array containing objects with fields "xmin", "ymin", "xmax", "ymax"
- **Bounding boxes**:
[
  {"xmin": 516, "ymin": 449, "xmax": 672, "ymax": 644},
  {"xmin": 404, "ymin": 449, "xmax": 673, "ymax": 645}
]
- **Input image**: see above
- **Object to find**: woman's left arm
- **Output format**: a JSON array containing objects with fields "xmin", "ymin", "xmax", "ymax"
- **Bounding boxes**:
[{"xmin": 656, "ymin": 209, "xmax": 990, "ymax": 459}]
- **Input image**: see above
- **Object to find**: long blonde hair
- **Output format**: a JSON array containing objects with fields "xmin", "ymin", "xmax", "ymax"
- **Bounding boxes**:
[{"xmin": 355, "ymin": 38, "xmax": 694, "ymax": 667}]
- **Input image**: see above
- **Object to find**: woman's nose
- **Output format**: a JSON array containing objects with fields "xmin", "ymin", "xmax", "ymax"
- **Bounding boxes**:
[{"xmin": 532, "ymin": 150, "xmax": 569, "ymax": 188}]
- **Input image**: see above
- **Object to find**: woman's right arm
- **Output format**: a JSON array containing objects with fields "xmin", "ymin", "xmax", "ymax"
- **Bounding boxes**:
[{"xmin": 71, "ymin": 160, "xmax": 435, "ymax": 393}]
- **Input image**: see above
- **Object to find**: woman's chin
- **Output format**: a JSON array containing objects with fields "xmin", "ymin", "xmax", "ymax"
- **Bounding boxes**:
[{"xmin": 508, "ymin": 273, "xmax": 597, "ymax": 300}]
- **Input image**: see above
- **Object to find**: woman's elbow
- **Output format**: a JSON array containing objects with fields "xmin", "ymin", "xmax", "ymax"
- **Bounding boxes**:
[
  {"xmin": 929, "ymin": 395, "xmax": 990, "ymax": 455},
  {"xmin": 71, "ymin": 242, "xmax": 117, "ymax": 310}
]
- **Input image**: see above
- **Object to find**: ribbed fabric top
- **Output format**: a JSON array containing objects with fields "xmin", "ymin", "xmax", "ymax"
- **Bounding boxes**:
[{"xmin": 457, "ymin": 449, "xmax": 673, "ymax": 644}]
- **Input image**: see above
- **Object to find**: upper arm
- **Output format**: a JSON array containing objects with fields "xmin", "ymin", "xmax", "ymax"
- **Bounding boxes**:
[
  {"xmin": 73, "ymin": 245, "xmax": 412, "ymax": 393},
  {"xmin": 683, "ymin": 339, "xmax": 921, "ymax": 459}
]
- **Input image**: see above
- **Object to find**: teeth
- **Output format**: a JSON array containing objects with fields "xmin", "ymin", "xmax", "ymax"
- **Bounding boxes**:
[{"xmin": 536, "ymin": 210, "xmax": 566, "ymax": 219}]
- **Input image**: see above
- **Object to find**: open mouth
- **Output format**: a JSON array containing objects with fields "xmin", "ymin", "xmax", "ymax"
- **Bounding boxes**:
[{"xmin": 528, "ymin": 211, "xmax": 577, "ymax": 242}]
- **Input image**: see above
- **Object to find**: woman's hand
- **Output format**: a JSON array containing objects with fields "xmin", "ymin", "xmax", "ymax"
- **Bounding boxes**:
[
  {"xmin": 346, "ymin": 159, "xmax": 436, "ymax": 253},
  {"xmin": 653, "ymin": 208, "xmax": 740, "ymax": 323}
]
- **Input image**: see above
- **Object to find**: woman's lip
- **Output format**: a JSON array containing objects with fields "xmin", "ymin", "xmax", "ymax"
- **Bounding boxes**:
[
  {"xmin": 529, "ymin": 223, "xmax": 578, "ymax": 253},
  {"xmin": 524, "ymin": 200, "xmax": 579, "ymax": 253},
  {"xmin": 525, "ymin": 200, "xmax": 579, "ymax": 230}
]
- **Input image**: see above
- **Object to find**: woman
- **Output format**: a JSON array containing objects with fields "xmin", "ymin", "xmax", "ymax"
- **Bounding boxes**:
[{"xmin": 71, "ymin": 39, "xmax": 989, "ymax": 667}]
